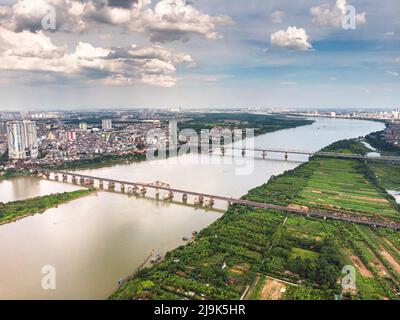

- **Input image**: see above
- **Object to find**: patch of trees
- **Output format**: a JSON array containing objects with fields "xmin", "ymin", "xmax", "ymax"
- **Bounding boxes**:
[
  {"xmin": 366, "ymin": 131, "xmax": 400, "ymax": 155},
  {"xmin": 46, "ymin": 153, "xmax": 146, "ymax": 170},
  {"xmin": 180, "ymin": 113, "xmax": 314, "ymax": 137},
  {"xmin": 0, "ymin": 189, "xmax": 95, "ymax": 224},
  {"xmin": 263, "ymin": 233, "xmax": 344, "ymax": 290},
  {"xmin": 322, "ymin": 139, "xmax": 371, "ymax": 155}
]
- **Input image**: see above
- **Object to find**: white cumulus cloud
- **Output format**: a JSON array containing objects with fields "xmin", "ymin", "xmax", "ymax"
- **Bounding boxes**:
[
  {"xmin": 310, "ymin": 0, "xmax": 366, "ymax": 27},
  {"xmin": 270, "ymin": 26, "xmax": 312, "ymax": 51},
  {"xmin": 0, "ymin": 0, "xmax": 233, "ymax": 42},
  {"xmin": 0, "ymin": 27, "xmax": 194, "ymax": 87}
]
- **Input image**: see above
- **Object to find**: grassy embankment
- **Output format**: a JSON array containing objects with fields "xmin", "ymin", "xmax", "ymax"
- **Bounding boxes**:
[
  {"xmin": 110, "ymin": 139, "xmax": 400, "ymax": 301},
  {"xmin": 0, "ymin": 189, "xmax": 96, "ymax": 225}
]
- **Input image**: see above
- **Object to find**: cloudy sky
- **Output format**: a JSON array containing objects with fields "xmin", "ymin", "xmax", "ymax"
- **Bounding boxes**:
[{"xmin": 0, "ymin": 0, "xmax": 398, "ymax": 110}]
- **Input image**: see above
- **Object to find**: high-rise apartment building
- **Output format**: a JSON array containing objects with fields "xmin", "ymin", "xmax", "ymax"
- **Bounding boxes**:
[
  {"xmin": 7, "ymin": 121, "xmax": 38, "ymax": 159},
  {"xmin": 0, "ymin": 122, "xmax": 6, "ymax": 135},
  {"xmin": 66, "ymin": 131, "xmax": 77, "ymax": 142},
  {"xmin": 169, "ymin": 120, "xmax": 178, "ymax": 147},
  {"xmin": 102, "ymin": 119, "xmax": 112, "ymax": 131}
]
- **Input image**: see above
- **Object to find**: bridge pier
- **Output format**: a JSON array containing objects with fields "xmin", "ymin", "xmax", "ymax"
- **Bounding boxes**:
[
  {"xmin": 62, "ymin": 174, "xmax": 68, "ymax": 182},
  {"xmin": 140, "ymin": 187, "xmax": 147, "ymax": 196},
  {"xmin": 72, "ymin": 176, "xmax": 77, "ymax": 184},
  {"xmin": 99, "ymin": 180, "xmax": 104, "ymax": 189},
  {"xmin": 284, "ymin": 152, "xmax": 288, "ymax": 161},
  {"xmin": 54, "ymin": 174, "xmax": 59, "ymax": 182},
  {"xmin": 120, "ymin": 184, "xmax": 125, "ymax": 193},
  {"xmin": 220, "ymin": 147, "xmax": 225, "ymax": 156},
  {"xmin": 242, "ymin": 149, "xmax": 246, "ymax": 157},
  {"xmin": 182, "ymin": 193, "xmax": 188, "ymax": 203},
  {"xmin": 79, "ymin": 177, "xmax": 85, "ymax": 185},
  {"xmin": 194, "ymin": 196, "xmax": 204, "ymax": 206},
  {"xmin": 132, "ymin": 185, "xmax": 141, "ymax": 196},
  {"xmin": 262, "ymin": 150, "xmax": 267, "ymax": 159},
  {"xmin": 164, "ymin": 191, "xmax": 174, "ymax": 201},
  {"xmin": 205, "ymin": 198, "xmax": 214, "ymax": 208},
  {"xmin": 108, "ymin": 182, "xmax": 115, "ymax": 191}
]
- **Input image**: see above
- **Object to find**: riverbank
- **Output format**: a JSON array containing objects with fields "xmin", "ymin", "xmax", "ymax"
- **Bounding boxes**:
[
  {"xmin": 45, "ymin": 153, "xmax": 147, "ymax": 171},
  {"xmin": 0, "ymin": 117, "xmax": 386, "ymax": 299},
  {"xmin": 366, "ymin": 125, "xmax": 400, "ymax": 156},
  {"xmin": 0, "ymin": 189, "xmax": 96, "ymax": 225},
  {"xmin": 0, "ymin": 169, "xmax": 33, "ymax": 182},
  {"xmin": 364, "ymin": 129, "xmax": 400, "ymax": 192},
  {"xmin": 180, "ymin": 113, "xmax": 314, "ymax": 137},
  {"xmin": 41, "ymin": 114, "xmax": 314, "ymax": 172},
  {"xmin": 110, "ymin": 139, "xmax": 400, "ymax": 300}
]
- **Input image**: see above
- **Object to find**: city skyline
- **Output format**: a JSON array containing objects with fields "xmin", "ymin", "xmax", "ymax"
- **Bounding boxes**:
[{"xmin": 0, "ymin": 0, "xmax": 398, "ymax": 110}]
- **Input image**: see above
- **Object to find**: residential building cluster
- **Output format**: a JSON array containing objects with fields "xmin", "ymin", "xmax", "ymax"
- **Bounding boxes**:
[
  {"xmin": 298, "ymin": 108, "xmax": 400, "ymax": 122},
  {"xmin": 383, "ymin": 124, "xmax": 400, "ymax": 148},
  {"xmin": 1, "ymin": 108, "xmax": 399, "ymax": 170},
  {"xmin": 0, "ymin": 112, "xmax": 171, "ymax": 169}
]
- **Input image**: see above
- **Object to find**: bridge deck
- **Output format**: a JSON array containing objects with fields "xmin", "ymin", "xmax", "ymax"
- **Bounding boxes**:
[
  {"xmin": 212, "ymin": 146, "xmax": 400, "ymax": 162},
  {"xmin": 153, "ymin": 144, "xmax": 400, "ymax": 161},
  {"xmin": 47, "ymin": 171, "xmax": 400, "ymax": 231}
]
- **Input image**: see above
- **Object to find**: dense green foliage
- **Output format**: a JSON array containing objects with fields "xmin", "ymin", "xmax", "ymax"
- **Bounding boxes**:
[
  {"xmin": 0, "ymin": 189, "xmax": 95, "ymax": 224},
  {"xmin": 110, "ymin": 206, "xmax": 346, "ymax": 300},
  {"xmin": 366, "ymin": 130, "xmax": 400, "ymax": 155},
  {"xmin": 179, "ymin": 113, "xmax": 314, "ymax": 137},
  {"xmin": 368, "ymin": 162, "xmax": 400, "ymax": 192},
  {"xmin": 46, "ymin": 153, "xmax": 146, "ymax": 170},
  {"xmin": 0, "ymin": 169, "xmax": 32, "ymax": 181},
  {"xmin": 110, "ymin": 138, "xmax": 400, "ymax": 300},
  {"xmin": 322, "ymin": 139, "xmax": 372, "ymax": 155}
]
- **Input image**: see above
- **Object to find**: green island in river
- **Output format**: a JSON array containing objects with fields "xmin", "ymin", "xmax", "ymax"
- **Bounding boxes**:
[
  {"xmin": 110, "ymin": 138, "xmax": 400, "ymax": 300},
  {"xmin": 0, "ymin": 189, "xmax": 96, "ymax": 225}
]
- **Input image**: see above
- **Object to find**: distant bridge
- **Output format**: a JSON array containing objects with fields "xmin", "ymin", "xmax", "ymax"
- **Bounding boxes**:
[
  {"xmin": 198, "ymin": 144, "xmax": 400, "ymax": 162},
  {"xmin": 39, "ymin": 170, "xmax": 400, "ymax": 231}
]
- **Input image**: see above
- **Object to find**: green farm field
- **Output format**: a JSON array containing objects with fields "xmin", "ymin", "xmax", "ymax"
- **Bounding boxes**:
[
  {"xmin": 294, "ymin": 158, "xmax": 400, "ymax": 221},
  {"xmin": 111, "ymin": 139, "xmax": 400, "ymax": 301}
]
